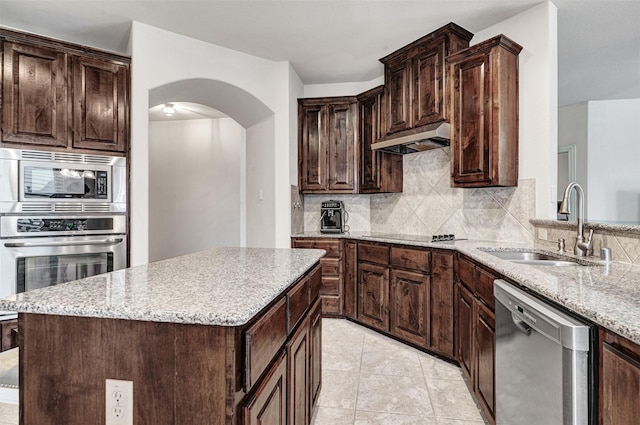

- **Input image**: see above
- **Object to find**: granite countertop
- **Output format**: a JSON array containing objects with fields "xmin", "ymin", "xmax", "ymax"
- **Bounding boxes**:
[
  {"xmin": 293, "ymin": 232, "xmax": 640, "ymax": 345},
  {"xmin": 0, "ymin": 247, "xmax": 325, "ymax": 326}
]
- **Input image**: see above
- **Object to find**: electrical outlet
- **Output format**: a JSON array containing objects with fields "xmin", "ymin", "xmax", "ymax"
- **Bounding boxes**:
[{"xmin": 106, "ymin": 379, "xmax": 133, "ymax": 425}]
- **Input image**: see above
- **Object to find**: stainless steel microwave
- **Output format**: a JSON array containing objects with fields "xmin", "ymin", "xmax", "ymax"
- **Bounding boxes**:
[{"xmin": 0, "ymin": 148, "xmax": 126, "ymax": 213}]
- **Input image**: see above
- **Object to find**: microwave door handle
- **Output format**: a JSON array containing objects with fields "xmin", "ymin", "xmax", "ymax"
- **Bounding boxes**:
[{"xmin": 4, "ymin": 238, "xmax": 124, "ymax": 248}]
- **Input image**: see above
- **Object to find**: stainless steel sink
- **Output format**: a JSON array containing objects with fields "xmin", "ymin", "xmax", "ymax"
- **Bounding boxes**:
[{"xmin": 485, "ymin": 250, "xmax": 579, "ymax": 266}]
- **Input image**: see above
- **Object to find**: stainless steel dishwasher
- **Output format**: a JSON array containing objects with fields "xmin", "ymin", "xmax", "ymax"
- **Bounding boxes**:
[{"xmin": 494, "ymin": 279, "xmax": 593, "ymax": 425}]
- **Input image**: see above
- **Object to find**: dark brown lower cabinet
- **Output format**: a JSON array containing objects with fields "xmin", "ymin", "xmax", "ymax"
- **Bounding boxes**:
[
  {"xmin": 456, "ymin": 283, "xmax": 474, "ymax": 381},
  {"xmin": 244, "ymin": 350, "xmax": 288, "ymax": 425},
  {"xmin": 309, "ymin": 298, "xmax": 322, "ymax": 410},
  {"xmin": 429, "ymin": 251, "xmax": 454, "ymax": 357},
  {"xmin": 358, "ymin": 262, "xmax": 389, "ymax": 332},
  {"xmin": 288, "ymin": 317, "xmax": 310, "ymax": 425},
  {"xmin": 600, "ymin": 328, "xmax": 640, "ymax": 425},
  {"xmin": 343, "ymin": 240, "xmax": 358, "ymax": 319},
  {"xmin": 390, "ymin": 268, "xmax": 428, "ymax": 346},
  {"xmin": 475, "ymin": 300, "xmax": 495, "ymax": 419},
  {"xmin": 1, "ymin": 319, "xmax": 18, "ymax": 352}
]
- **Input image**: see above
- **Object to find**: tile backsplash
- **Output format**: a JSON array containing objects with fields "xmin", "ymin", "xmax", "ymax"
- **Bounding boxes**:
[{"xmin": 301, "ymin": 147, "xmax": 536, "ymax": 243}]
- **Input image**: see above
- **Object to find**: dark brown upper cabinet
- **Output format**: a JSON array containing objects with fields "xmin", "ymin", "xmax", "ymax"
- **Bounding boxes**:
[
  {"xmin": 356, "ymin": 85, "xmax": 402, "ymax": 193},
  {"xmin": 2, "ymin": 41, "xmax": 69, "ymax": 148},
  {"xmin": 72, "ymin": 55, "xmax": 129, "ymax": 153},
  {"xmin": 447, "ymin": 35, "xmax": 522, "ymax": 188},
  {"xmin": 378, "ymin": 23, "xmax": 473, "ymax": 140},
  {"xmin": 298, "ymin": 97, "xmax": 357, "ymax": 194},
  {"xmin": 0, "ymin": 29, "xmax": 130, "ymax": 155}
]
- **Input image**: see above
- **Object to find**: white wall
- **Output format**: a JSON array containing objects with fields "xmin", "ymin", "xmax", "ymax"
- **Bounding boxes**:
[
  {"xmin": 472, "ymin": 1, "xmax": 559, "ymax": 219},
  {"xmin": 130, "ymin": 22, "xmax": 299, "ymax": 265},
  {"xmin": 559, "ymin": 102, "xmax": 588, "ymax": 197},
  {"xmin": 148, "ymin": 118, "xmax": 243, "ymax": 261},
  {"xmin": 246, "ymin": 116, "xmax": 276, "ymax": 247},
  {"xmin": 303, "ymin": 77, "xmax": 384, "ymax": 98},
  {"xmin": 587, "ymin": 99, "xmax": 640, "ymax": 222}
]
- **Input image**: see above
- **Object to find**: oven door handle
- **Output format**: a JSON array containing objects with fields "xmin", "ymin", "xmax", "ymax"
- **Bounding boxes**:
[{"xmin": 4, "ymin": 238, "xmax": 124, "ymax": 248}]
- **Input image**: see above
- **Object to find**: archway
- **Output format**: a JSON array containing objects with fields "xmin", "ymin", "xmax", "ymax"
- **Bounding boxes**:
[{"xmin": 147, "ymin": 79, "xmax": 275, "ymax": 261}]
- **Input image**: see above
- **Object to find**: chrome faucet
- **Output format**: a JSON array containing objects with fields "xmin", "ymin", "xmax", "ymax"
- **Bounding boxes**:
[{"xmin": 559, "ymin": 182, "xmax": 593, "ymax": 256}]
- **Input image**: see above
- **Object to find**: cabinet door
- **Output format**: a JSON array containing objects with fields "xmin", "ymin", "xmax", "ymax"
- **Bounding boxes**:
[
  {"xmin": 450, "ymin": 53, "xmax": 491, "ymax": 186},
  {"xmin": 390, "ymin": 268, "xmax": 428, "ymax": 347},
  {"xmin": 309, "ymin": 298, "xmax": 322, "ymax": 411},
  {"xmin": 298, "ymin": 103, "xmax": 327, "ymax": 192},
  {"xmin": 243, "ymin": 350, "xmax": 287, "ymax": 425},
  {"xmin": 343, "ymin": 240, "xmax": 358, "ymax": 319},
  {"xmin": 2, "ymin": 41, "xmax": 68, "ymax": 148},
  {"xmin": 385, "ymin": 57, "xmax": 412, "ymax": 135},
  {"xmin": 600, "ymin": 331, "xmax": 640, "ymax": 425},
  {"xmin": 358, "ymin": 88, "xmax": 382, "ymax": 192},
  {"xmin": 72, "ymin": 56, "xmax": 128, "ymax": 153},
  {"xmin": 288, "ymin": 317, "xmax": 310, "ymax": 425},
  {"xmin": 475, "ymin": 300, "xmax": 495, "ymax": 420},
  {"xmin": 358, "ymin": 262, "xmax": 389, "ymax": 332},
  {"xmin": 413, "ymin": 39, "xmax": 446, "ymax": 127},
  {"xmin": 327, "ymin": 101, "xmax": 356, "ymax": 192},
  {"xmin": 429, "ymin": 251, "xmax": 454, "ymax": 358},
  {"xmin": 1, "ymin": 319, "xmax": 18, "ymax": 352},
  {"xmin": 456, "ymin": 283, "xmax": 474, "ymax": 382}
]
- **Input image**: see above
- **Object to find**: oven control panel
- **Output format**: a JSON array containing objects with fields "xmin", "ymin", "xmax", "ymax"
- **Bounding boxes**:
[{"xmin": 17, "ymin": 218, "xmax": 114, "ymax": 233}]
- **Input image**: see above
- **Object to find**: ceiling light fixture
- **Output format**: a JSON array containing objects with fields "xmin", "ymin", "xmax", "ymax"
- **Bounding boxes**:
[{"xmin": 162, "ymin": 103, "xmax": 175, "ymax": 116}]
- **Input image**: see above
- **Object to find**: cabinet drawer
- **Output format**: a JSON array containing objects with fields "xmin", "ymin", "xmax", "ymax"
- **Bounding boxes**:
[
  {"xmin": 321, "ymin": 276, "xmax": 339, "ymax": 296},
  {"xmin": 321, "ymin": 295, "xmax": 341, "ymax": 315},
  {"xmin": 390, "ymin": 246, "xmax": 430, "ymax": 272},
  {"xmin": 288, "ymin": 277, "xmax": 310, "ymax": 332},
  {"xmin": 309, "ymin": 264, "xmax": 322, "ymax": 302},
  {"xmin": 457, "ymin": 256, "xmax": 475, "ymax": 291},
  {"xmin": 475, "ymin": 267, "xmax": 496, "ymax": 310},
  {"xmin": 245, "ymin": 297, "xmax": 288, "ymax": 390},
  {"xmin": 321, "ymin": 258, "xmax": 340, "ymax": 276},
  {"xmin": 292, "ymin": 239, "xmax": 340, "ymax": 258},
  {"xmin": 359, "ymin": 243, "xmax": 389, "ymax": 265}
]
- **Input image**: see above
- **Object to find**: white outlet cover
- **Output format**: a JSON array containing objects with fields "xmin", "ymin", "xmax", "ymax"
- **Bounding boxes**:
[{"xmin": 106, "ymin": 379, "xmax": 133, "ymax": 425}]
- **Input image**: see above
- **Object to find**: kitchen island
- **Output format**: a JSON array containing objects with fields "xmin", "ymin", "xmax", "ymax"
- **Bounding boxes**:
[{"xmin": 0, "ymin": 247, "xmax": 325, "ymax": 425}]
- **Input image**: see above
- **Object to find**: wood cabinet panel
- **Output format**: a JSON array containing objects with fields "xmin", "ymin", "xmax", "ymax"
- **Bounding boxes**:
[
  {"xmin": 390, "ymin": 268, "xmax": 428, "ymax": 346},
  {"xmin": 343, "ymin": 240, "xmax": 358, "ymax": 319},
  {"xmin": 457, "ymin": 255, "xmax": 475, "ymax": 291},
  {"xmin": 358, "ymin": 262, "xmax": 389, "ymax": 331},
  {"xmin": 321, "ymin": 258, "xmax": 340, "ymax": 276},
  {"xmin": 320, "ymin": 276, "xmax": 339, "ymax": 296},
  {"xmin": 412, "ymin": 38, "xmax": 445, "ymax": 127},
  {"xmin": 72, "ymin": 55, "xmax": 128, "ymax": 152},
  {"xmin": 309, "ymin": 298, "xmax": 322, "ymax": 410},
  {"xmin": 357, "ymin": 85, "xmax": 402, "ymax": 194},
  {"xmin": 390, "ymin": 246, "xmax": 430, "ymax": 273},
  {"xmin": 456, "ymin": 283, "xmax": 474, "ymax": 381},
  {"xmin": 475, "ymin": 300, "xmax": 495, "ymax": 420},
  {"xmin": 291, "ymin": 238, "xmax": 340, "ymax": 257},
  {"xmin": 309, "ymin": 264, "xmax": 322, "ymax": 303},
  {"xmin": 288, "ymin": 277, "xmax": 310, "ymax": 332},
  {"xmin": 448, "ymin": 35, "xmax": 521, "ymax": 188},
  {"xmin": 298, "ymin": 103, "xmax": 326, "ymax": 191},
  {"xmin": 327, "ymin": 102, "xmax": 357, "ymax": 191},
  {"xmin": 600, "ymin": 329, "xmax": 640, "ymax": 425},
  {"xmin": 358, "ymin": 242, "xmax": 389, "ymax": 265},
  {"xmin": 475, "ymin": 266, "xmax": 496, "ymax": 310},
  {"xmin": 245, "ymin": 297, "xmax": 288, "ymax": 389},
  {"xmin": 244, "ymin": 350, "xmax": 287, "ymax": 425},
  {"xmin": 2, "ymin": 41, "xmax": 68, "ymax": 147},
  {"xmin": 321, "ymin": 296, "xmax": 341, "ymax": 315},
  {"xmin": 385, "ymin": 57, "xmax": 412, "ymax": 135},
  {"xmin": 1, "ymin": 319, "xmax": 18, "ymax": 352},
  {"xmin": 429, "ymin": 251, "xmax": 454, "ymax": 357},
  {"xmin": 288, "ymin": 317, "xmax": 310, "ymax": 425},
  {"xmin": 298, "ymin": 97, "xmax": 357, "ymax": 194}
]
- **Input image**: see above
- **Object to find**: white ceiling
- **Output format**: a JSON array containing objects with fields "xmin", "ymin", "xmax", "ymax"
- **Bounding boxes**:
[{"xmin": 0, "ymin": 0, "xmax": 638, "ymax": 107}]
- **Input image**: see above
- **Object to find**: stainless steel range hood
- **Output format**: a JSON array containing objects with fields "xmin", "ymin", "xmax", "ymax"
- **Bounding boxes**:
[{"xmin": 371, "ymin": 122, "xmax": 450, "ymax": 155}]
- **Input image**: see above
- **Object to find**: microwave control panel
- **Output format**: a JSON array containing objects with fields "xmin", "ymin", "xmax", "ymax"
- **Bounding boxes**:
[{"xmin": 17, "ymin": 218, "xmax": 114, "ymax": 233}]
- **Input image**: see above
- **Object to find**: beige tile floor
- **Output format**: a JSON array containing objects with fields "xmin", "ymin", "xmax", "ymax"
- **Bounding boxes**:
[
  {"xmin": 312, "ymin": 318, "xmax": 488, "ymax": 425},
  {"xmin": 0, "ymin": 318, "xmax": 488, "ymax": 425}
]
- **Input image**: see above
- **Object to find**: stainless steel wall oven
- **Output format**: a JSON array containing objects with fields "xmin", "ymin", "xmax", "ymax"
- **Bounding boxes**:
[{"xmin": 0, "ymin": 148, "xmax": 128, "ymax": 320}]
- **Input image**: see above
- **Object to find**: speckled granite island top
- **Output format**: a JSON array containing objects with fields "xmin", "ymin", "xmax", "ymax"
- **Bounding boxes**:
[
  {"xmin": 0, "ymin": 247, "xmax": 325, "ymax": 326},
  {"xmin": 294, "ymin": 232, "xmax": 640, "ymax": 345}
]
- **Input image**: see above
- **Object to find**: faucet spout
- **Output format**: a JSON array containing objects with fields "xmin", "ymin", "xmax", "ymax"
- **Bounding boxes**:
[{"xmin": 559, "ymin": 182, "xmax": 592, "ymax": 256}]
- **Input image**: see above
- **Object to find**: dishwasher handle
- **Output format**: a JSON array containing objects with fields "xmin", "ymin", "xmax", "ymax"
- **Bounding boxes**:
[{"xmin": 512, "ymin": 313, "xmax": 532, "ymax": 336}]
